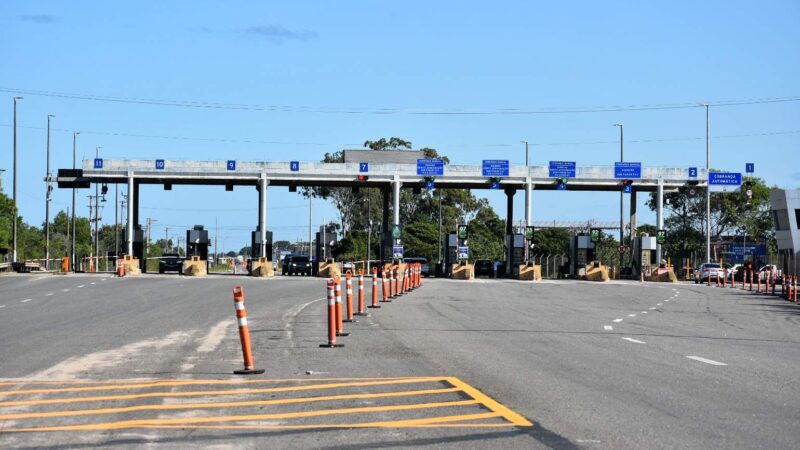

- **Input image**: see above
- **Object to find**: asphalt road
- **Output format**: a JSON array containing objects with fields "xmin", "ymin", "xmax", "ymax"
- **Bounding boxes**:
[{"xmin": 0, "ymin": 272, "xmax": 798, "ymax": 449}]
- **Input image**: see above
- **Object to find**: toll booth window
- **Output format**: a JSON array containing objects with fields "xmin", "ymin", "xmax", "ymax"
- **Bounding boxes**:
[
  {"xmin": 772, "ymin": 209, "xmax": 790, "ymax": 231},
  {"xmin": 796, "ymin": 209, "xmax": 800, "ymax": 229}
]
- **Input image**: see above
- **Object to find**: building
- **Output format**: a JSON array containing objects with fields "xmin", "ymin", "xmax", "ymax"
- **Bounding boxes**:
[{"xmin": 769, "ymin": 189, "xmax": 800, "ymax": 273}]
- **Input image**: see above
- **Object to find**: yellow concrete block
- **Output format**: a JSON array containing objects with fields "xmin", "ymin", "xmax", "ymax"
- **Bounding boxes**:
[
  {"xmin": 518, "ymin": 263, "xmax": 542, "ymax": 281},
  {"xmin": 648, "ymin": 268, "xmax": 678, "ymax": 283},
  {"xmin": 451, "ymin": 263, "xmax": 475, "ymax": 280},
  {"xmin": 585, "ymin": 262, "xmax": 609, "ymax": 282},
  {"xmin": 122, "ymin": 258, "xmax": 141, "ymax": 276},
  {"xmin": 317, "ymin": 259, "xmax": 341, "ymax": 279},
  {"xmin": 183, "ymin": 256, "xmax": 207, "ymax": 277},
  {"xmin": 251, "ymin": 257, "xmax": 274, "ymax": 278}
]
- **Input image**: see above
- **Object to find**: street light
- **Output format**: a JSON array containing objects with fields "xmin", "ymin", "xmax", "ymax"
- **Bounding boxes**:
[
  {"xmin": 521, "ymin": 140, "xmax": 531, "ymax": 261},
  {"xmin": 614, "ymin": 124, "xmax": 624, "ymax": 274},
  {"xmin": 94, "ymin": 147, "xmax": 102, "ymax": 271},
  {"xmin": 12, "ymin": 96, "xmax": 23, "ymax": 263},
  {"xmin": 703, "ymin": 103, "xmax": 711, "ymax": 262},
  {"xmin": 45, "ymin": 114, "xmax": 55, "ymax": 270}
]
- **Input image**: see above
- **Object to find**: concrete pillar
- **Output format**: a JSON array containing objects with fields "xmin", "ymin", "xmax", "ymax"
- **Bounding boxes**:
[
  {"xmin": 630, "ymin": 188, "xmax": 638, "ymax": 270},
  {"xmin": 380, "ymin": 186, "xmax": 390, "ymax": 271},
  {"xmin": 525, "ymin": 179, "xmax": 533, "ymax": 262},
  {"xmin": 259, "ymin": 174, "xmax": 268, "ymax": 258},
  {"xmin": 132, "ymin": 180, "xmax": 140, "ymax": 231},
  {"xmin": 505, "ymin": 188, "xmax": 515, "ymax": 277},
  {"xmin": 126, "ymin": 172, "xmax": 134, "ymax": 256},
  {"xmin": 392, "ymin": 175, "xmax": 401, "ymax": 226},
  {"xmin": 656, "ymin": 179, "xmax": 664, "ymax": 263}
]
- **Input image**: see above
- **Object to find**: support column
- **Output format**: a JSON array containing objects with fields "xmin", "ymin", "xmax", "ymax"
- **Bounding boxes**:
[
  {"xmin": 525, "ymin": 179, "xmax": 533, "ymax": 261},
  {"xmin": 505, "ymin": 188, "xmax": 515, "ymax": 278},
  {"xmin": 379, "ymin": 186, "xmax": 390, "ymax": 271},
  {"xmin": 656, "ymin": 179, "xmax": 664, "ymax": 263},
  {"xmin": 259, "ymin": 174, "xmax": 268, "ymax": 258},
  {"xmin": 126, "ymin": 173, "xmax": 134, "ymax": 256},
  {"xmin": 132, "ymin": 180, "xmax": 140, "ymax": 232},
  {"xmin": 392, "ymin": 175, "xmax": 401, "ymax": 226},
  {"xmin": 629, "ymin": 189, "xmax": 638, "ymax": 270}
]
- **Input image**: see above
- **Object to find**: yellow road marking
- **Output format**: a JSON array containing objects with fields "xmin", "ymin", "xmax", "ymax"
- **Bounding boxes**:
[
  {"xmin": 445, "ymin": 377, "xmax": 532, "ymax": 427},
  {"xmin": 0, "ymin": 377, "xmax": 439, "ymax": 396},
  {"xmin": 0, "ymin": 377, "xmax": 446, "ymax": 407},
  {"xmin": 0, "ymin": 387, "xmax": 461, "ymax": 421},
  {"xmin": 1, "ymin": 399, "xmax": 480, "ymax": 432}
]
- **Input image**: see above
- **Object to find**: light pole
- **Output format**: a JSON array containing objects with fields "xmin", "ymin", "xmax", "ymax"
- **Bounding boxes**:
[
  {"xmin": 45, "ymin": 114, "xmax": 55, "ymax": 270},
  {"xmin": 704, "ymin": 103, "xmax": 711, "ymax": 262},
  {"xmin": 614, "ymin": 123, "xmax": 624, "ymax": 274},
  {"xmin": 521, "ymin": 140, "xmax": 530, "ymax": 261},
  {"xmin": 12, "ymin": 96, "xmax": 23, "ymax": 263},
  {"xmin": 71, "ymin": 132, "xmax": 79, "ymax": 271},
  {"xmin": 94, "ymin": 147, "xmax": 101, "ymax": 272}
]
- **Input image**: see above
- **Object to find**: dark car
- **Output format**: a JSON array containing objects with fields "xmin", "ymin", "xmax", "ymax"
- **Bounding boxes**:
[
  {"xmin": 403, "ymin": 257, "xmax": 432, "ymax": 277},
  {"xmin": 474, "ymin": 259, "xmax": 494, "ymax": 278},
  {"xmin": 159, "ymin": 253, "xmax": 183, "ymax": 274},
  {"xmin": 282, "ymin": 255, "xmax": 312, "ymax": 276}
]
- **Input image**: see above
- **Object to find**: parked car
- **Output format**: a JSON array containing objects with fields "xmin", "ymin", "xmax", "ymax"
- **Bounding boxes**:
[
  {"xmin": 757, "ymin": 265, "xmax": 783, "ymax": 282},
  {"xmin": 473, "ymin": 259, "xmax": 494, "ymax": 278},
  {"xmin": 403, "ymin": 257, "xmax": 432, "ymax": 277},
  {"xmin": 158, "ymin": 253, "xmax": 183, "ymax": 274},
  {"xmin": 693, "ymin": 263, "xmax": 723, "ymax": 283},
  {"xmin": 725, "ymin": 264, "xmax": 742, "ymax": 281},
  {"xmin": 282, "ymin": 255, "xmax": 312, "ymax": 276}
]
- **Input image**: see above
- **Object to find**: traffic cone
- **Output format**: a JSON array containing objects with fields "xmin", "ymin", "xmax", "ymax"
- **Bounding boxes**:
[
  {"xmin": 320, "ymin": 279, "xmax": 343, "ymax": 348},
  {"xmin": 232, "ymin": 286, "xmax": 265, "ymax": 375}
]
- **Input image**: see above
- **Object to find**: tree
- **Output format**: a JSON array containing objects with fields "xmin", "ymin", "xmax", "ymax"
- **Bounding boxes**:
[{"xmin": 532, "ymin": 228, "xmax": 571, "ymax": 256}]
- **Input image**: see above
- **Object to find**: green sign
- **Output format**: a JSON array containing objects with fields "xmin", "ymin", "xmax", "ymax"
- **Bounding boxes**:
[
  {"xmin": 391, "ymin": 225, "xmax": 402, "ymax": 239},
  {"xmin": 457, "ymin": 224, "xmax": 468, "ymax": 240},
  {"xmin": 656, "ymin": 229, "xmax": 666, "ymax": 244},
  {"xmin": 525, "ymin": 226, "xmax": 535, "ymax": 241},
  {"xmin": 590, "ymin": 228, "xmax": 601, "ymax": 243}
]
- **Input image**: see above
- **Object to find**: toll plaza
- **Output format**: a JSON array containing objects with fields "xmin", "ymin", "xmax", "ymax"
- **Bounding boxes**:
[{"xmin": 53, "ymin": 154, "xmax": 707, "ymax": 279}]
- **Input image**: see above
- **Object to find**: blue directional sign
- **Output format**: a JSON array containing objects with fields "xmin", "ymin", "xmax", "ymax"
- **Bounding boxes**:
[
  {"xmin": 392, "ymin": 246, "xmax": 404, "ymax": 259},
  {"xmin": 746, "ymin": 163, "xmax": 754, "ymax": 173},
  {"xmin": 93, "ymin": 158, "xmax": 103, "ymax": 169},
  {"xmin": 482, "ymin": 160, "xmax": 509, "ymax": 177},
  {"xmin": 556, "ymin": 182, "xmax": 567, "ymax": 191},
  {"xmin": 155, "ymin": 159, "xmax": 165, "ymax": 170},
  {"xmin": 425, "ymin": 180, "xmax": 435, "ymax": 190},
  {"xmin": 227, "ymin": 160, "xmax": 236, "ymax": 171},
  {"xmin": 416, "ymin": 159, "xmax": 444, "ymax": 176},
  {"xmin": 614, "ymin": 162, "xmax": 641, "ymax": 179},
  {"xmin": 622, "ymin": 184, "xmax": 632, "ymax": 194},
  {"xmin": 548, "ymin": 161, "xmax": 576, "ymax": 178},
  {"xmin": 359, "ymin": 162, "xmax": 369, "ymax": 173},
  {"xmin": 290, "ymin": 161, "xmax": 299, "ymax": 172},
  {"xmin": 490, "ymin": 180, "xmax": 501, "ymax": 190},
  {"xmin": 708, "ymin": 172, "xmax": 742, "ymax": 192},
  {"xmin": 688, "ymin": 167, "xmax": 698, "ymax": 178}
]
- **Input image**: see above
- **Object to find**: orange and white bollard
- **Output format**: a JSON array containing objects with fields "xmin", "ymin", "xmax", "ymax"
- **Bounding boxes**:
[
  {"xmin": 369, "ymin": 267, "xmax": 381, "ymax": 308},
  {"xmin": 748, "ymin": 270, "xmax": 753, "ymax": 291},
  {"xmin": 320, "ymin": 279, "xmax": 344, "ymax": 348},
  {"xmin": 793, "ymin": 275, "xmax": 798, "ymax": 303},
  {"xmin": 232, "ymin": 286, "xmax": 265, "ymax": 375},
  {"xmin": 707, "ymin": 271, "xmax": 711, "ymax": 286},
  {"xmin": 345, "ymin": 272, "xmax": 355, "ymax": 322},
  {"xmin": 334, "ymin": 276, "xmax": 349, "ymax": 336},
  {"xmin": 356, "ymin": 272, "xmax": 367, "ymax": 315},
  {"xmin": 381, "ymin": 269, "xmax": 390, "ymax": 302}
]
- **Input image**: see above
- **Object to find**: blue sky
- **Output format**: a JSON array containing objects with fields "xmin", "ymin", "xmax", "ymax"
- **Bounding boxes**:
[{"xmin": 1, "ymin": 1, "xmax": 798, "ymax": 251}]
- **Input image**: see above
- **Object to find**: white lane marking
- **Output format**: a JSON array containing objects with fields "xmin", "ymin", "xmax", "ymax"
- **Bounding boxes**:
[
  {"xmin": 664, "ymin": 299, "xmax": 670, "ymax": 302},
  {"xmin": 604, "ymin": 325, "xmax": 613, "ymax": 331},
  {"xmin": 77, "ymin": 285, "xmax": 85, "ymax": 288},
  {"xmin": 622, "ymin": 337, "xmax": 646, "ymax": 344},
  {"xmin": 21, "ymin": 299, "xmax": 32, "ymax": 303},
  {"xmin": 628, "ymin": 314, "xmax": 637, "ymax": 317},
  {"xmin": 90, "ymin": 282, "xmax": 96, "ymax": 285},
  {"xmin": 686, "ymin": 356, "xmax": 727, "ymax": 366},
  {"xmin": 649, "ymin": 307, "xmax": 657, "ymax": 310},
  {"xmin": 641, "ymin": 311, "xmax": 648, "ymax": 314},
  {"xmin": 613, "ymin": 318, "xmax": 623, "ymax": 323},
  {"xmin": 46, "ymin": 293, "xmax": 54, "ymax": 296},
  {"xmin": 101, "ymin": 278, "xmax": 107, "ymax": 281},
  {"xmin": 0, "ymin": 305, "xmax": 6, "ymax": 308},
  {"xmin": 657, "ymin": 303, "xmax": 663, "ymax": 306},
  {"xmin": 62, "ymin": 288, "xmax": 70, "ymax": 292}
]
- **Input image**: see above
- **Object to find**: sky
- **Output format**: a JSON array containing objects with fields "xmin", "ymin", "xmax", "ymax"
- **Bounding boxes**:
[{"xmin": 1, "ymin": 1, "xmax": 798, "ymax": 253}]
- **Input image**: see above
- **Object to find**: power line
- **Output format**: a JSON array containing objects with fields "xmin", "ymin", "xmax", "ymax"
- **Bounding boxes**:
[{"xmin": 2, "ymin": 86, "xmax": 799, "ymax": 115}]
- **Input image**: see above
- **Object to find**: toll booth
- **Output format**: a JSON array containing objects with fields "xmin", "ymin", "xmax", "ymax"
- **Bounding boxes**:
[
  {"xmin": 633, "ymin": 235, "xmax": 657, "ymax": 274},
  {"xmin": 186, "ymin": 225, "xmax": 210, "ymax": 265},
  {"xmin": 314, "ymin": 230, "xmax": 337, "ymax": 274},
  {"xmin": 569, "ymin": 234, "xmax": 595, "ymax": 277},
  {"xmin": 505, "ymin": 233, "xmax": 525, "ymax": 278},
  {"xmin": 443, "ymin": 233, "xmax": 458, "ymax": 277},
  {"xmin": 250, "ymin": 229, "xmax": 273, "ymax": 260},
  {"xmin": 123, "ymin": 226, "xmax": 145, "ymax": 272}
]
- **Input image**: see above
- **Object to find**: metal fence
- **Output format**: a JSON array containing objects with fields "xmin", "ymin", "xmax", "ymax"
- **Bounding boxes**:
[{"xmin": 532, "ymin": 254, "xmax": 568, "ymax": 279}]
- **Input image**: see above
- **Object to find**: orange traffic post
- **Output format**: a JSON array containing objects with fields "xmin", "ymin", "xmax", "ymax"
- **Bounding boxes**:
[
  {"xmin": 381, "ymin": 269, "xmax": 391, "ymax": 302},
  {"xmin": 369, "ymin": 267, "xmax": 381, "ymax": 308},
  {"xmin": 756, "ymin": 271, "xmax": 761, "ymax": 293},
  {"xmin": 232, "ymin": 286, "xmax": 265, "ymax": 375},
  {"xmin": 320, "ymin": 279, "xmax": 344, "ymax": 348},
  {"xmin": 344, "ymin": 272, "xmax": 356, "ymax": 322},
  {"xmin": 794, "ymin": 275, "xmax": 798, "ymax": 303},
  {"xmin": 334, "ymin": 276, "xmax": 349, "ymax": 336},
  {"xmin": 772, "ymin": 272, "xmax": 776, "ymax": 295},
  {"xmin": 722, "ymin": 267, "xmax": 726, "ymax": 288},
  {"xmin": 356, "ymin": 273, "xmax": 367, "ymax": 315},
  {"xmin": 765, "ymin": 271, "xmax": 770, "ymax": 294},
  {"xmin": 741, "ymin": 271, "xmax": 746, "ymax": 289},
  {"xmin": 707, "ymin": 271, "xmax": 711, "ymax": 286}
]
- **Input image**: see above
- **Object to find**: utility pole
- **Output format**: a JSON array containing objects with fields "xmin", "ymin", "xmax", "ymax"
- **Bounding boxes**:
[
  {"xmin": 114, "ymin": 183, "xmax": 118, "ymax": 259},
  {"xmin": 614, "ymin": 123, "xmax": 624, "ymax": 274},
  {"xmin": 71, "ymin": 132, "xmax": 79, "ymax": 271},
  {"xmin": 704, "ymin": 103, "xmax": 711, "ymax": 262},
  {"xmin": 165, "ymin": 226, "xmax": 169, "ymax": 253},
  {"xmin": 215, "ymin": 216, "xmax": 218, "ymax": 261},
  {"xmin": 94, "ymin": 147, "xmax": 101, "ymax": 272},
  {"xmin": 12, "ymin": 96, "xmax": 22, "ymax": 263},
  {"xmin": 367, "ymin": 190, "xmax": 372, "ymax": 272},
  {"xmin": 45, "ymin": 114, "xmax": 55, "ymax": 270},
  {"xmin": 308, "ymin": 196, "xmax": 313, "ymax": 257}
]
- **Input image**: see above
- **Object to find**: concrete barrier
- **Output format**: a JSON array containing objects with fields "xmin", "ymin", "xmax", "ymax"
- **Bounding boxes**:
[
  {"xmin": 518, "ymin": 263, "xmax": 542, "ymax": 281},
  {"xmin": 648, "ymin": 267, "xmax": 678, "ymax": 283},
  {"xmin": 250, "ymin": 257, "xmax": 274, "ymax": 277},
  {"xmin": 122, "ymin": 255, "xmax": 142, "ymax": 276},
  {"xmin": 584, "ymin": 262, "xmax": 609, "ymax": 282},
  {"xmin": 317, "ymin": 258, "xmax": 341, "ymax": 279},
  {"xmin": 451, "ymin": 262, "xmax": 475, "ymax": 280},
  {"xmin": 183, "ymin": 256, "xmax": 208, "ymax": 277}
]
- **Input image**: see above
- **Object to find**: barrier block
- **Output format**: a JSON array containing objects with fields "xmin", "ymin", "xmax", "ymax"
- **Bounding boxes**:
[
  {"xmin": 648, "ymin": 267, "xmax": 678, "ymax": 283},
  {"xmin": 317, "ymin": 258, "xmax": 341, "ymax": 279},
  {"xmin": 122, "ymin": 257, "xmax": 142, "ymax": 276},
  {"xmin": 451, "ymin": 262, "xmax": 475, "ymax": 280},
  {"xmin": 250, "ymin": 257, "xmax": 274, "ymax": 277},
  {"xmin": 584, "ymin": 262, "xmax": 609, "ymax": 282},
  {"xmin": 183, "ymin": 256, "xmax": 208, "ymax": 277},
  {"xmin": 518, "ymin": 263, "xmax": 542, "ymax": 281}
]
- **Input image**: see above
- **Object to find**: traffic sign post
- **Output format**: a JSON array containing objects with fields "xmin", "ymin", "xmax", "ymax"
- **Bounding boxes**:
[
  {"xmin": 290, "ymin": 161, "xmax": 300, "ymax": 172},
  {"xmin": 456, "ymin": 224, "xmax": 468, "ymax": 240},
  {"xmin": 359, "ymin": 162, "xmax": 369, "ymax": 173},
  {"xmin": 548, "ymin": 161, "xmax": 576, "ymax": 178},
  {"xmin": 525, "ymin": 226, "xmax": 535, "ymax": 241},
  {"xmin": 590, "ymin": 228, "xmax": 601, "ymax": 243},
  {"xmin": 457, "ymin": 246, "xmax": 469, "ymax": 261},
  {"xmin": 688, "ymin": 167, "xmax": 698, "ymax": 178},
  {"xmin": 618, "ymin": 245, "xmax": 626, "ymax": 254},
  {"xmin": 656, "ymin": 229, "xmax": 666, "ymax": 245},
  {"xmin": 482, "ymin": 160, "xmax": 509, "ymax": 177},
  {"xmin": 416, "ymin": 159, "xmax": 444, "ymax": 176},
  {"xmin": 745, "ymin": 163, "xmax": 754, "ymax": 173},
  {"xmin": 614, "ymin": 162, "xmax": 641, "ymax": 179},
  {"xmin": 425, "ymin": 179, "xmax": 435, "ymax": 190},
  {"xmin": 227, "ymin": 160, "xmax": 236, "ymax": 171},
  {"xmin": 392, "ymin": 246, "xmax": 404, "ymax": 259},
  {"xmin": 708, "ymin": 172, "xmax": 742, "ymax": 192},
  {"xmin": 155, "ymin": 159, "xmax": 165, "ymax": 170},
  {"xmin": 93, "ymin": 158, "xmax": 103, "ymax": 169}
]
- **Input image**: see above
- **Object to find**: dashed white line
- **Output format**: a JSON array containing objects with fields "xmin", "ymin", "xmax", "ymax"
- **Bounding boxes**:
[
  {"xmin": 628, "ymin": 314, "xmax": 637, "ymax": 317},
  {"xmin": 604, "ymin": 325, "xmax": 613, "ymax": 331},
  {"xmin": 649, "ymin": 307, "xmax": 657, "ymax": 310},
  {"xmin": 62, "ymin": 288, "xmax": 70, "ymax": 292},
  {"xmin": 101, "ymin": 278, "xmax": 107, "ymax": 281},
  {"xmin": 46, "ymin": 293, "xmax": 54, "ymax": 296},
  {"xmin": 622, "ymin": 337, "xmax": 646, "ymax": 344},
  {"xmin": 90, "ymin": 282, "xmax": 96, "ymax": 285},
  {"xmin": 0, "ymin": 305, "xmax": 6, "ymax": 308},
  {"xmin": 686, "ymin": 356, "xmax": 727, "ymax": 366},
  {"xmin": 657, "ymin": 303, "xmax": 663, "ymax": 306},
  {"xmin": 77, "ymin": 285, "xmax": 85, "ymax": 288},
  {"xmin": 641, "ymin": 311, "xmax": 648, "ymax": 314},
  {"xmin": 613, "ymin": 318, "xmax": 623, "ymax": 323},
  {"xmin": 664, "ymin": 299, "xmax": 670, "ymax": 302},
  {"xmin": 21, "ymin": 299, "xmax": 32, "ymax": 303}
]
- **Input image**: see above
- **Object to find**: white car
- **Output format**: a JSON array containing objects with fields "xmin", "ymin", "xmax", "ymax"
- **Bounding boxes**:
[
  {"xmin": 757, "ymin": 265, "xmax": 783, "ymax": 282},
  {"xmin": 694, "ymin": 263, "xmax": 724, "ymax": 283}
]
